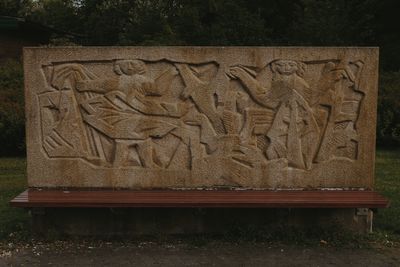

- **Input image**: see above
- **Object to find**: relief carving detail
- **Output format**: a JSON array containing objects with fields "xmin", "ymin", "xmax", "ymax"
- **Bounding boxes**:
[{"xmin": 38, "ymin": 55, "xmax": 365, "ymax": 185}]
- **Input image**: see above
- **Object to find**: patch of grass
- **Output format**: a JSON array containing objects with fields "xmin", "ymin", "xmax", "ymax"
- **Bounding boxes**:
[
  {"xmin": 0, "ymin": 158, "xmax": 30, "ymax": 241},
  {"xmin": 374, "ymin": 149, "xmax": 400, "ymax": 234}
]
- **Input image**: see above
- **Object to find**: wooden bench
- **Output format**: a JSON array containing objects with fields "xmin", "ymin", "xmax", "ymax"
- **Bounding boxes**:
[{"xmin": 10, "ymin": 189, "xmax": 390, "ymax": 209}]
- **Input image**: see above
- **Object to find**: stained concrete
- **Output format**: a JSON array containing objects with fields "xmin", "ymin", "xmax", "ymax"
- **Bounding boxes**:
[
  {"xmin": 24, "ymin": 47, "xmax": 379, "ymax": 189},
  {"xmin": 30, "ymin": 208, "xmax": 372, "ymax": 237}
]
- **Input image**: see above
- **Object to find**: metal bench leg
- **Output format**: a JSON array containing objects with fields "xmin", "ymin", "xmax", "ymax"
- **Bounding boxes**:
[
  {"xmin": 30, "ymin": 208, "xmax": 46, "ymax": 235},
  {"xmin": 355, "ymin": 208, "xmax": 373, "ymax": 233}
]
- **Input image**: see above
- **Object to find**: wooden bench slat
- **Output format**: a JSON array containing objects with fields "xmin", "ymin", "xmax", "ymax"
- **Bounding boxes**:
[{"xmin": 9, "ymin": 189, "xmax": 390, "ymax": 208}]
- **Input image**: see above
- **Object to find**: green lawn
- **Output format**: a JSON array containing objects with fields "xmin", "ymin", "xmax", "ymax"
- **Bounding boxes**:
[
  {"xmin": 374, "ymin": 149, "xmax": 400, "ymax": 234},
  {"xmin": 0, "ymin": 150, "xmax": 399, "ymax": 242},
  {"xmin": 0, "ymin": 158, "xmax": 29, "ymax": 240}
]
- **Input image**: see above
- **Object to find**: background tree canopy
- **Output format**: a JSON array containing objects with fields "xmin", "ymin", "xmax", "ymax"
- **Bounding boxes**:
[{"xmin": 0, "ymin": 0, "xmax": 400, "ymax": 155}]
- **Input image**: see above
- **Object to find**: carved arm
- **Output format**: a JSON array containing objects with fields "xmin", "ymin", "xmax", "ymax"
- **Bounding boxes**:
[
  {"xmin": 76, "ymin": 79, "xmax": 119, "ymax": 94},
  {"xmin": 229, "ymin": 67, "xmax": 269, "ymax": 106}
]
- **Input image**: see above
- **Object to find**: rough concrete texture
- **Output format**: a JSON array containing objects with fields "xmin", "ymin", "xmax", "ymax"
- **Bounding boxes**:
[
  {"xmin": 30, "ymin": 208, "xmax": 372, "ymax": 237},
  {"xmin": 24, "ymin": 47, "xmax": 379, "ymax": 189}
]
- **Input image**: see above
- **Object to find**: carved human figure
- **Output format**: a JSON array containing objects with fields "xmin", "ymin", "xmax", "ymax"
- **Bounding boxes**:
[
  {"xmin": 50, "ymin": 60, "xmax": 220, "ymax": 168},
  {"xmin": 229, "ymin": 59, "xmax": 319, "ymax": 170},
  {"xmin": 74, "ymin": 59, "xmax": 156, "ymax": 96},
  {"xmin": 53, "ymin": 60, "xmax": 179, "ymax": 167},
  {"xmin": 75, "ymin": 59, "xmax": 186, "ymax": 117}
]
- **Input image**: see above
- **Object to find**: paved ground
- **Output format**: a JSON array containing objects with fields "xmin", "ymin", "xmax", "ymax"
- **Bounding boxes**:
[{"xmin": 1, "ymin": 240, "xmax": 400, "ymax": 267}]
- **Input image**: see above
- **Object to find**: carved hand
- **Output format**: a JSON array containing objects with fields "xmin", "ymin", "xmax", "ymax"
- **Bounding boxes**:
[
  {"xmin": 228, "ymin": 66, "xmax": 247, "ymax": 79},
  {"xmin": 76, "ymin": 81, "xmax": 88, "ymax": 92}
]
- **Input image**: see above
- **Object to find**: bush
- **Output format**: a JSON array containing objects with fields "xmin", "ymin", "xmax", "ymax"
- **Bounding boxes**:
[
  {"xmin": 0, "ymin": 59, "xmax": 25, "ymax": 156},
  {"xmin": 377, "ymin": 71, "xmax": 400, "ymax": 147}
]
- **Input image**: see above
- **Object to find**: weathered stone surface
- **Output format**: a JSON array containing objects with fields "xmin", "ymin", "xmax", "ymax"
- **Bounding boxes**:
[{"xmin": 24, "ymin": 47, "xmax": 379, "ymax": 189}]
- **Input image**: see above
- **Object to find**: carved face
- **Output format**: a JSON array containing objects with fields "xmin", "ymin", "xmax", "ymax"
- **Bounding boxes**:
[
  {"xmin": 272, "ymin": 60, "xmax": 299, "ymax": 76},
  {"xmin": 115, "ymin": 60, "xmax": 147, "ymax": 75}
]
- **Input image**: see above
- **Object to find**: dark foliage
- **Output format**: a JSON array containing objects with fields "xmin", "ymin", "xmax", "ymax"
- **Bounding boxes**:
[{"xmin": 0, "ymin": 60, "xmax": 25, "ymax": 156}]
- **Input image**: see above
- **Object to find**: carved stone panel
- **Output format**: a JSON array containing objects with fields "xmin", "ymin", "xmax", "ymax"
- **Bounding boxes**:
[{"xmin": 24, "ymin": 47, "xmax": 379, "ymax": 189}]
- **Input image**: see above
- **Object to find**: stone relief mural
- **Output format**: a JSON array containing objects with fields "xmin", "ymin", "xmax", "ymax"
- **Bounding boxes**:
[
  {"xmin": 39, "ymin": 58, "xmax": 364, "ymax": 173},
  {"xmin": 37, "ymin": 56, "xmax": 365, "ymax": 183}
]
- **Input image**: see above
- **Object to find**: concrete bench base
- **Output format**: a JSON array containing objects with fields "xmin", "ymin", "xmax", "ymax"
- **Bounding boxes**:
[{"xmin": 29, "ymin": 207, "xmax": 374, "ymax": 236}]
